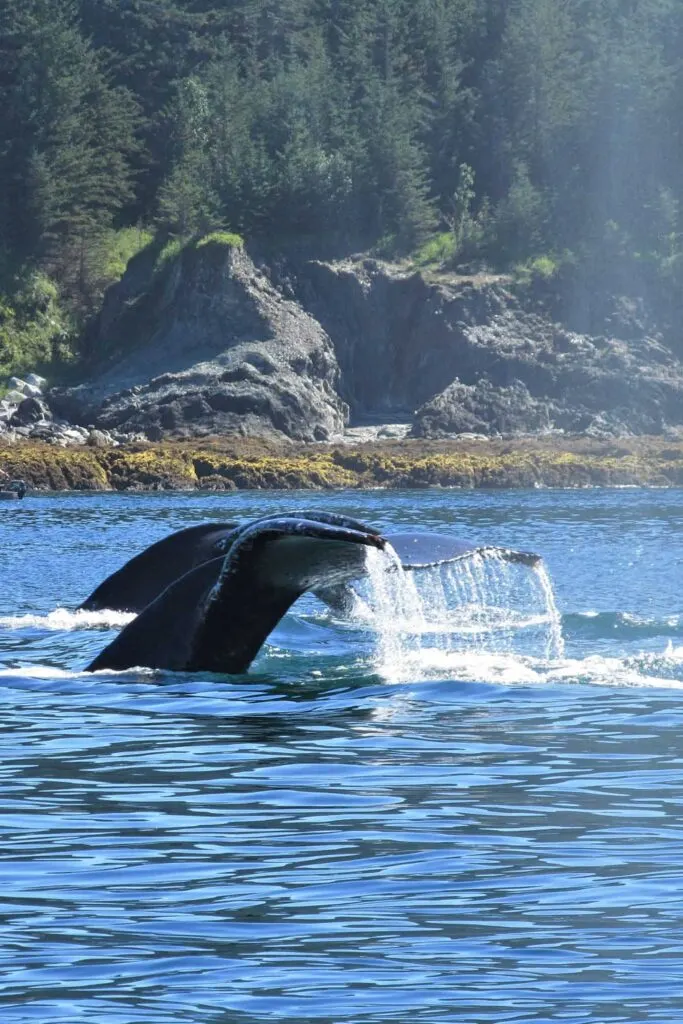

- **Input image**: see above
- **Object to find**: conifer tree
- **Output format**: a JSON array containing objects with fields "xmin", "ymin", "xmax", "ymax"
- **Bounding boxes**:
[{"xmin": 0, "ymin": 0, "xmax": 139, "ymax": 298}]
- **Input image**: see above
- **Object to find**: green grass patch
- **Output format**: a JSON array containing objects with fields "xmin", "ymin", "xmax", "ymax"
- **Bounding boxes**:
[
  {"xmin": 512, "ymin": 254, "xmax": 560, "ymax": 285},
  {"xmin": 412, "ymin": 232, "xmax": 458, "ymax": 268},
  {"xmin": 154, "ymin": 237, "xmax": 184, "ymax": 270},
  {"xmin": 153, "ymin": 231, "xmax": 243, "ymax": 273},
  {"xmin": 195, "ymin": 231, "xmax": 244, "ymax": 249}
]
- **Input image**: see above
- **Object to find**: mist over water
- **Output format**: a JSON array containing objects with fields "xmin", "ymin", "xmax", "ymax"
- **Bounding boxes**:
[{"xmin": 2, "ymin": 489, "xmax": 683, "ymax": 1023}]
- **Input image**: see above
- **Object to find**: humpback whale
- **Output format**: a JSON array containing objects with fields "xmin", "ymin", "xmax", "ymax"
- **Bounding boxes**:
[{"xmin": 82, "ymin": 510, "xmax": 540, "ymax": 675}]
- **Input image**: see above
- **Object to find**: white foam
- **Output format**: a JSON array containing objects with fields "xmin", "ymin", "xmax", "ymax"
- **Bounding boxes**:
[
  {"xmin": 0, "ymin": 663, "xmax": 156, "ymax": 681},
  {"xmin": 0, "ymin": 664, "xmax": 84, "ymax": 680},
  {"xmin": 374, "ymin": 648, "xmax": 683, "ymax": 690},
  {"xmin": 0, "ymin": 608, "xmax": 136, "ymax": 631}
]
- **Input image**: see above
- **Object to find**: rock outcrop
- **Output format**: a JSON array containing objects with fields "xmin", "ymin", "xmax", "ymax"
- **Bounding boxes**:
[
  {"xmin": 51, "ymin": 241, "xmax": 347, "ymax": 442},
  {"xmin": 292, "ymin": 259, "xmax": 683, "ymax": 438},
  {"xmin": 0, "ymin": 374, "xmax": 119, "ymax": 447},
  {"xmin": 410, "ymin": 310, "xmax": 683, "ymax": 439},
  {"xmin": 42, "ymin": 246, "xmax": 683, "ymax": 443}
]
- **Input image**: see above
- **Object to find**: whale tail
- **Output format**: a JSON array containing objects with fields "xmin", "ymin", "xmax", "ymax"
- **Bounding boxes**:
[
  {"xmin": 86, "ymin": 513, "xmax": 385, "ymax": 675},
  {"xmin": 79, "ymin": 509, "xmax": 383, "ymax": 615},
  {"xmin": 79, "ymin": 519, "xmax": 539, "ymax": 617},
  {"xmin": 82, "ymin": 514, "xmax": 541, "ymax": 674}
]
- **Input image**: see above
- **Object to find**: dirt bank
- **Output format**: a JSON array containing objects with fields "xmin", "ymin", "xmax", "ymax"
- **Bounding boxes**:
[{"xmin": 2, "ymin": 435, "xmax": 683, "ymax": 492}]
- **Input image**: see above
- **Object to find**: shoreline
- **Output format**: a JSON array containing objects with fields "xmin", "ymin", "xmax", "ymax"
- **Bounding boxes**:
[{"xmin": 2, "ymin": 435, "xmax": 683, "ymax": 492}]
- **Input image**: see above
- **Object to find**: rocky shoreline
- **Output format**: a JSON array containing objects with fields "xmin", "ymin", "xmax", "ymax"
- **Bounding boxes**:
[
  {"xmin": 38, "ymin": 242, "xmax": 683, "ymax": 446},
  {"xmin": 5, "ymin": 242, "xmax": 683, "ymax": 490},
  {"xmin": 2, "ymin": 435, "xmax": 683, "ymax": 492}
]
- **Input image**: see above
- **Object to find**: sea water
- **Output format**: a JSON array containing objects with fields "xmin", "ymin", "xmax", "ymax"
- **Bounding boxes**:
[{"xmin": 1, "ymin": 488, "xmax": 683, "ymax": 1023}]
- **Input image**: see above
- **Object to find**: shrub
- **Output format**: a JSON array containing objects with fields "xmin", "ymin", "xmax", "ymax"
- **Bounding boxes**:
[
  {"xmin": 412, "ymin": 232, "xmax": 458, "ymax": 267},
  {"xmin": 0, "ymin": 271, "xmax": 75, "ymax": 379}
]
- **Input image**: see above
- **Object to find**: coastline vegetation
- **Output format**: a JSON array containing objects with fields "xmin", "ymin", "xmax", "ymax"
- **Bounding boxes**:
[{"xmin": 2, "ymin": 436, "xmax": 682, "ymax": 493}]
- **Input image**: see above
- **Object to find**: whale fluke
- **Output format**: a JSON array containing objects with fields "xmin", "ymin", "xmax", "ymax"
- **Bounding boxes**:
[
  {"xmin": 86, "ymin": 513, "xmax": 385, "ymax": 674},
  {"xmin": 80, "ymin": 510, "xmax": 383, "ymax": 615},
  {"xmin": 386, "ymin": 532, "xmax": 541, "ymax": 570},
  {"xmin": 313, "ymin": 533, "xmax": 541, "ymax": 615},
  {"xmin": 79, "ymin": 520, "xmax": 539, "ymax": 618}
]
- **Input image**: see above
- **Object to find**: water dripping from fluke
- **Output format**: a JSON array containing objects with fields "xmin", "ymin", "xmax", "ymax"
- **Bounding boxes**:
[
  {"xmin": 531, "ymin": 560, "xmax": 565, "ymax": 659},
  {"xmin": 364, "ymin": 545, "xmax": 426, "ymax": 681},
  {"xmin": 361, "ymin": 543, "xmax": 564, "ymax": 679}
]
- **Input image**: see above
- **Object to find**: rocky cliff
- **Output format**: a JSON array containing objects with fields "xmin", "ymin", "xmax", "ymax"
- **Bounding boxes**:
[
  {"xmin": 51, "ymin": 240, "xmax": 347, "ymax": 442},
  {"xmin": 49, "ymin": 244, "xmax": 683, "ymax": 442},
  {"xmin": 293, "ymin": 259, "xmax": 683, "ymax": 438}
]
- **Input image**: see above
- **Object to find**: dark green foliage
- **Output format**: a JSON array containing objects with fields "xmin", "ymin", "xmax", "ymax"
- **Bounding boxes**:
[
  {"xmin": 1, "ymin": 0, "xmax": 683, "ymax": 372},
  {"xmin": 0, "ymin": 0, "xmax": 140, "ymax": 309}
]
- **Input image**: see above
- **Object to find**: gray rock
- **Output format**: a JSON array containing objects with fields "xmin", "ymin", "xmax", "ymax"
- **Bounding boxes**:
[
  {"xmin": 293, "ymin": 258, "xmax": 683, "ymax": 439},
  {"xmin": 411, "ymin": 379, "xmax": 552, "ymax": 438},
  {"xmin": 51, "ymin": 243, "xmax": 347, "ymax": 442},
  {"xmin": 29, "ymin": 423, "xmax": 59, "ymax": 441},
  {"xmin": 87, "ymin": 429, "xmax": 116, "ymax": 448},
  {"xmin": 10, "ymin": 397, "xmax": 52, "ymax": 427}
]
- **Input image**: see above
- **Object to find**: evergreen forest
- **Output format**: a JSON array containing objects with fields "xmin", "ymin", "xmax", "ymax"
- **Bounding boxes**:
[{"xmin": 2, "ymin": 0, "xmax": 683, "ymax": 376}]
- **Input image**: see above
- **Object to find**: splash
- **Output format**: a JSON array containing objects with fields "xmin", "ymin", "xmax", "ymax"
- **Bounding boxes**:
[
  {"xmin": 365, "ymin": 648, "xmax": 683, "ymax": 691},
  {"xmin": 360, "ymin": 545, "xmax": 565, "ymax": 680},
  {"xmin": 0, "ymin": 608, "xmax": 136, "ymax": 631}
]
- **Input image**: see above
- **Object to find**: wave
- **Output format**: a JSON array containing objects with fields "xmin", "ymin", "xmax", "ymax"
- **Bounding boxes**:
[
  {"xmin": 3, "ymin": 645, "xmax": 683, "ymax": 693},
  {"xmin": 0, "ymin": 608, "xmax": 136, "ymax": 631},
  {"xmin": 372, "ymin": 646, "xmax": 683, "ymax": 690},
  {"xmin": 5, "ymin": 604, "xmax": 679, "ymax": 641},
  {"xmin": 564, "ymin": 610, "xmax": 683, "ymax": 640},
  {"xmin": 4, "ymin": 600, "xmax": 683, "ymax": 694}
]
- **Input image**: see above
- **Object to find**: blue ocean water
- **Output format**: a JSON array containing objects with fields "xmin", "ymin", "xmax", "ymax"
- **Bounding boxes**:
[{"xmin": 1, "ymin": 488, "xmax": 683, "ymax": 1023}]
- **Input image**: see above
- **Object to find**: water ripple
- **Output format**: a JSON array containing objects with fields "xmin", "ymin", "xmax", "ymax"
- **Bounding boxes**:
[{"xmin": 2, "ymin": 490, "xmax": 683, "ymax": 1022}]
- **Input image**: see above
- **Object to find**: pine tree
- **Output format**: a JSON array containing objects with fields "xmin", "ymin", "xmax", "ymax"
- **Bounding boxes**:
[{"xmin": 0, "ymin": 0, "xmax": 139, "ymax": 299}]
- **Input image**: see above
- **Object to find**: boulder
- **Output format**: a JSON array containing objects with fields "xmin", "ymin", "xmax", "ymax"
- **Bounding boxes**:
[
  {"xmin": 87, "ymin": 429, "xmax": 113, "ymax": 447},
  {"xmin": 411, "ymin": 379, "xmax": 552, "ymax": 438},
  {"xmin": 4, "ymin": 389, "xmax": 26, "ymax": 405},
  {"xmin": 51, "ymin": 242, "xmax": 347, "ymax": 442},
  {"xmin": 10, "ymin": 396, "xmax": 52, "ymax": 427}
]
